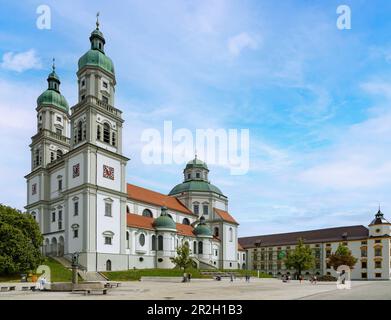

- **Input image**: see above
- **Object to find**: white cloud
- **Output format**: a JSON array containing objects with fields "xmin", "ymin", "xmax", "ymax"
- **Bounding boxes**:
[
  {"xmin": 1, "ymin": 49, "xmax": 42, "ymax": 72},
  {"xmin": 227, "ymin": 32, "xmax": 258, "ymax": 57}
]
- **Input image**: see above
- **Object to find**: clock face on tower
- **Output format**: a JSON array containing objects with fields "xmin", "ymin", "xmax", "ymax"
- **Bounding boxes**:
[{"xmin": 103, "ymin": 165, "xmax": 114, "ymax": 180}]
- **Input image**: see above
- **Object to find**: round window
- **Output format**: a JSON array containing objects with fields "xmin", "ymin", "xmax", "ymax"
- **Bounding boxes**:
[
  {"xmin": 139, "ymin": 257, "xmax": 144, "ymax": 262},
  {"xmin": 376, "ymin": 228, "xmax": 381, "ymax": 233},
  {"xmin": 158, "ymin": 258, "xmax": 163, "ymax": 263},
  {"xmin": 139, "ymin": 234, "xmax": 145, "ymax": 246}
]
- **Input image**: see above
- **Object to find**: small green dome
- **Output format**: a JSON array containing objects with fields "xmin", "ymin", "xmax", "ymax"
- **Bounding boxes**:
[
  {"xmin": 185, "ymin": 158, "xmax": 208, "ymax": 170},
  {"xmin": 193, "ymin": 220, "xmax": 212, "ymax": 237},
  {"xmin": 169, "ymin": 180, "xmax": 224, "ymax": 196},
  {"xmin": 78, "ymin": 49, "xmax": 115, "ymax": 75},
  {"xmin": 153, "ymin": 207, "xmax": 176, "ymax": 230},
  {"xmin": 37, "ymin": 89, "xmax": 69, "ymax": 112}
]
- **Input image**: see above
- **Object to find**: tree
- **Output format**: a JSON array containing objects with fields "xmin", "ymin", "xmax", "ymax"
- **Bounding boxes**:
[
  {"xmin": 0, "ymin": 204, "xmax": 44, "ymax": 274},
  {"xmin": 328, "ymin": 244, "xmax": 357, "ymax": 270},
  {"xmin": 284, "ymin": 239, "xmax": 315, "ymax": 277},
  {"xmin": 170, "ymin": 243, "xmax": 193, "ymax": 273}
]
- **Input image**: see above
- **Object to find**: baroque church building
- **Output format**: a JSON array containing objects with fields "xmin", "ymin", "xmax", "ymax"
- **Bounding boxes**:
[{"xmin": 25, "ymin": 21, "xmax": 244, "ymax": 272}]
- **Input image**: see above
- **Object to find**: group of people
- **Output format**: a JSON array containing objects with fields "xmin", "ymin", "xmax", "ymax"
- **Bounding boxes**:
[{"xmin": 281, "ymin": 274, "xmax": 317, "ymax": 284}]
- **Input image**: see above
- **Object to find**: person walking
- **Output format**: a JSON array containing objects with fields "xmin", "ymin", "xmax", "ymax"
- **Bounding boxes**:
[
  {"xmin": 230, "ymin": 273, "xmax": 234, "ymax": 282},
  {"xmin": 187, "ymin": 272, "xmax": 192, "ymax": 282}
]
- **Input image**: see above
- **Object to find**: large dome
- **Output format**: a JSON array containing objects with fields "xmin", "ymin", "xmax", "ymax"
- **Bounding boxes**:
[
  {"xmin": 78, "ymin": 49, "xmax": 115, "ymax": 75},
  {"xmin": 169, "ymin": 180, "xmax": 224, "ymax": 196},
  {"xmin": 37, "ymin": 89, "xmax": 69, "ymax": 112}
]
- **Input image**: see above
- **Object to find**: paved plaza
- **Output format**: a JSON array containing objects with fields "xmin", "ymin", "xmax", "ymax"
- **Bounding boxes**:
[{"xmin": 0, "ymin": 278, "xmax": 390, "ymax": 300}]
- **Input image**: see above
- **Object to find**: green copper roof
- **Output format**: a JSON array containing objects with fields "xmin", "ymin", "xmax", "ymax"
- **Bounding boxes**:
[
  {"xmin": 185, "ymin": 158, "xmax": 208, "ymax": 170},
  {"xmin": 153, "ymin": 207, "xmax": 177, "ymax": 230},
  {"xmin": 37, "ymin": 89, "xmax": 69, "ymax": 112},
  {"xmin": 193, "ymin": 220, "xmax": 212, "ymax": 237},
  {"xmin": 78, "ymin": 49, "xmax": 114, "ymax": 75},
  {"xmin": 169, "ymin": 180, "xmax": 224, "ymax": 196}
]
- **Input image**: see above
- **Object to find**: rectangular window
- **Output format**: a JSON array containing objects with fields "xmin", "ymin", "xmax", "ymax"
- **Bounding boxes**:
[
  {"xmin": 73, "ymin": 229, "xmax": 78, "ymax": 238},
  {"xmin": 102, "ymin": 96, "xmax": 109, "ymax": 104},
  {"xmin": 105, "ymin": 202, "xmax": 112, "ymax": 217},
  {"xmin": 56, "ymin": 116, "xmax": 62, "ymax": 122},
  {"xmin": 361, "ymin": 261, "xmax": 367, "ymax": 269},
  {"xmin": 58, "ymin": 210, "xmax": 62, "ymax": 221},
  {"xmin": 361, "ymin": 241, "xmax": 367, "ymax": 245},
  {"xmin": 81, "ymin": 79, "xmax": 85, "ymax": 87},
  {"xmin": 193, "ymin": 205, "xmax": 199, "ymax": 215},
  {"xmin": 51, "ymin": 212, "xmax": 56, "ymax": 222},
  {"xmin": 361, "ymin": 248, "xmax": 367, "ymax": 257},
  {"xmin": 74, "ymin": 202, "xmax": 79, "ymax": 216},
  {"xmin": 375, "ymin": 273, "xmax": 382, "ymax": 278},
  {"xmin": 105, "ymin": 237, "xmax": 112, "ymax": 245},
  {"xmin": 361, "ymin": 273, "xmax": 367, "ymax": 279},
  {"xmin": 103, "ymin": 81, "xmax": 108, "ymax": 89},
  {"xmin": 58, "ymin": 221, "xmax": 62, "ymax": 230},
  {"xmin": 81, "ymin": 95, "xmax": 85, "ymax": 101},
  {"xmin": 375, "ymin": 261, "xmax": 382, "ymax": 269},
  {"xmin": 58, "ymin": 179, "xmax": 62, "ymax": 191},
  {"xmin": 203, "ymin": 205, "xmax": 208, "ymax": 215},
  {"xmin": 375, "ymin": 239, "xmax": 381, "ymax": 243},
  {"xmin": 375, "ymin": 248, "xmax": 382, "ymax": 257}
]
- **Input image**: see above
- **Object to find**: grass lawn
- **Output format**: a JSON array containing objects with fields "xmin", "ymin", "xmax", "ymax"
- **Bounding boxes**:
[
  {"xmin": 103, "ymin": 268, "xmax": 272, "ymax": 281},
  {"xmin": 103, "ymin": 268, "xmax": 208, "ymax": 281},
  {"xmin": 0, "ymin": 257, "xmax": 73, "ymax": 283}
]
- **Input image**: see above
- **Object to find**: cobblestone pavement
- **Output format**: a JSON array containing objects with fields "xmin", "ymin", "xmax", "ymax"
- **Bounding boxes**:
[{"xmin": 0, "ymin": 278, "xmax": 388, "ymax": 300}]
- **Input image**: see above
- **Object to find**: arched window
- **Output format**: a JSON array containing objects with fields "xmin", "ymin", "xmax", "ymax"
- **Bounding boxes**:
[
  {"xmin": 35, "ymin": 149, "xmax": 40, "ymax": 166},
  {"xmin": 193, "ymin": 241, "xmax": 197, "ymax": 254},
  {"xmin": 229, "ymin": 227, "xmax": 233, "ymax": 242},
  {"xmin": 139, "ymin": 234, "xmax": 145, "ymax": 246},
  {"xmin": 126, "ymin": 205, "xmax": 130, "ymax": 214},
  {"xmin": 50, "ymin": 152, "xmax": 55, "ymax": 162},
  {"xmin": 77, "ymin": 121, "xmax": 83, "ymax": 142},
  {"xmin": 182, "ymin": 218, "xmax": 190, "ymax": 225},
  {"xmin": 198, "ymin": 241, "xmax": 203, "ymax": 254},
  {"xmin": 126, "ymin": 231, "xmax": 130, "ymax": 249},
  {"xmin": 214, "ymin": 227, "xmax": 219, "ymax": 237},
  {"xmin": 106, "ymin": 260, "xmax": 112, "ymax": 271},
  {"xmin": 193, "ymin": 202, "xmax": 199, "ymax": 215},
  {"xmin": 56, "ymin": 149, "xmax": 63, "ymax": 159},
  {"xmin": 158, "ymin": 235, "xmax": 163, "ymax": 251},
  {"xmin": 151, "ymin": 235, "xmax": 156, "ymax": 251},
  {"xmin": 142, "ymin": 209, "xmax": 153, "ymax": 217},
  {"xmin": 103, "ymin": 123, "xmax": 110, "ymax": 143}
]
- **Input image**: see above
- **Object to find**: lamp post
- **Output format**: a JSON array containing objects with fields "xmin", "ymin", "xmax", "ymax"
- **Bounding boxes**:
[{"xmin": 71, "ymin": 252, "xmax": 79, "ymax": 286}]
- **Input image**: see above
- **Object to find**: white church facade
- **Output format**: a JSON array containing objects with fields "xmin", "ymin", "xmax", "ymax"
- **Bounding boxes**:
[{"xmin": 25, "ymin": 21, "xmax": 243, "ymax": 272}]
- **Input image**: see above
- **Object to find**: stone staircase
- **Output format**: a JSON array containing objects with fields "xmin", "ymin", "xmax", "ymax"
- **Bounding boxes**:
[
  {"xmin": 192, "ymin": 257, "xmax": 217, "ymax": 270},
  {"xmin": 50, "ymin": 256, "xmax": 108, "ymax": 282}
]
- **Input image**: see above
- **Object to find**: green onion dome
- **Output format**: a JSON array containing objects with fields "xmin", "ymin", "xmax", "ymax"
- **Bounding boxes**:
[
  {"xmin": 37, "ymin": 89, "xmax": 69, "ymax": 112},
  {"xmin": 78, "ymin": 49, "xmax": 115, "ymax": 75},
  {"xmin": 193, "ymin": 217, "xmax": 212, "ymax": 237},
  {"xmin": 78, "ymin": 21, "xmax": 115, "ymax": 75},
  {"xmin": 169, "ymin": 180, "xmax": 224, "ymax": 196},
  {"xmin": 37, "ymin": 65, "xmax": 69, "ymax": 112},
  {"xmin": 153, "ymin": 207, "xmax": 177, "ymax": 230}
]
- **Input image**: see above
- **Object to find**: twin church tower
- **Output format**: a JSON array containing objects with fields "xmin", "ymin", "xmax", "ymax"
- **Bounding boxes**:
[{"xmin": 25, "ymin": 17, "xmax": 242, "ymax": 272}]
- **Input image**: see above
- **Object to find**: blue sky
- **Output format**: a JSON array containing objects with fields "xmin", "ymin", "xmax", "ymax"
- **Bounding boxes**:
[{"xmin": 1, "ymin": 0, "xmax": 391, "ymax": 236}]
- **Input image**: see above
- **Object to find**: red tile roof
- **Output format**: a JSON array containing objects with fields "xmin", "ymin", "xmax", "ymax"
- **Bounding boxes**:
[
  {"xmin": 127, "ymin": 183, "xmax": 194, "ymax": 215},
  {"xmin": 239, "ymin": 225, "xmax": 369, "ymax": 249},
  {"xmin": 126, "ymin": 213, "xmax": 154, "ymax": 230},
  {"xmin": 214, "ymin": 208, "xmax": 238, "ymax": 225},
  {"xmin": 238, "ymin": 243, "xmax": 245, "ymax": 251},
  {"xmin": 176, "ymin": 223, "xmax": 195, "ymax": 237}
]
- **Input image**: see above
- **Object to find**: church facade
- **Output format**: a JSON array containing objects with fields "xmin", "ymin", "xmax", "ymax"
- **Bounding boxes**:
[{"xmin": 25, "ymin": 22, "xmax": 243, "ymax": 272}]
